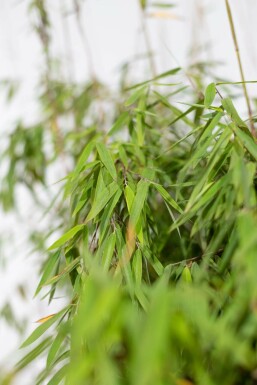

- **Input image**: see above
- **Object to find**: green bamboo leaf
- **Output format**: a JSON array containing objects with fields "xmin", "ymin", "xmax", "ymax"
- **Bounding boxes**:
[
  {"xmin": 119, "ymin": 145, "xmax": 129, "ymax": 168},
  {"xmin": 130, "ymin": 281, "xmax": 170, "ymax": 385},
  {"xmin": 86, "ymin": 181, "xmax": 119, "ymax": 222},
  {"xmin": 34, "ymin": 251, "xmax": 61, "ymax": 296},
  {"xmin": 143, "ymin": 245, "xmax": 164, "ymax": 276},
  {"xmin": 125, "ymin": 87, "xmax": 146, "ymax": 106},
  {"xmin": 108, "ymin": 111, "xmax": 129, "ymax": 135},
  {"xmin": 72, "ymin": 197, "xmax": 87, "ymax": 217},
  {"xmin": 222, "ymin": 98, "xmax": 248, "ymax": 129},
  {"xmin": 151, "ymin": 3, "xmax": 176, "ymax": 8},
  {"xmin": 125, "ymin": 184, "xmax": 144, "ymax": 243},
  {"xmin": 187, "ymin": 177, "xmax": 226, "ymax": 213},
  {"xmin": 133, "ymin": 249, "xmax": 142, "ymax": 285},
  {"xmin": 72, "ymin": 140, "xmax": 95, "ymax": 178},
  {"xmin": 47, "ymin": 364, "xmax": 68, "ymax": 385},
  {"xmin": 99, "ymin": 188, "xmax": 122, "ymax": 243},
  {"xmin": 153, "ymin": 90, "xmax": 195, "ymax": 127},
  {"xmin": 136, "ymin": 96, "xmax": 146, "ymax": 146},
  {"xmin": 20, "ymin": 308, "xmax": 68, "ymax": 348},
  {"xmin": 96, "ymin": 142, "xmax": 117, "ymax": 180},
  {"xmin": 127, "ymin": 67, "xmax": 180, "ymax": 90},
  {"xmin": 43, "ymin": 257, "xmax": 80, "ymax": 286},
  {"xmin": 124, "ymin": 184, "xmax": 135, "ymax": 213},
  {"xmin": 121, "ymin": 252, "xmax": 134, "ymax": 295},
  {"xmin": 153, "ymin": 183, "xmax": 182, "ymax": 213},
  {"xmin": 102, "ymin": 232, "xmax": 116, "ymax": 272},
  {"xmin": 204, "ymin": 83, "xmax": 216, "ymax": 108},
  {"xmin": 94, "ymin": 169, "xmax": 106, "ymax": 202},
  {"xmin": 47, "ymin": 330, "xmax": 66, "ymax": 368},
  {"xmin": 233, "ymin": 125, "xmax": 257, "ymax": 161},
  {"xmin": 48, "ymin": 225, "xmax": 85, "ymax": 251},
  {"xmin": 16, "ymin": 338, "xmax": 52, "ymax": 371},
  {"xmin": 199, "ymin": 111, "xmax": 224, "ymax": 145},
  {"xmin": 129, "ymin": 180, "xmax": 149, "ymax": 227},
  {"xmin": 181, "ymin": 266, "xmax": 192, "ymax": 283}
]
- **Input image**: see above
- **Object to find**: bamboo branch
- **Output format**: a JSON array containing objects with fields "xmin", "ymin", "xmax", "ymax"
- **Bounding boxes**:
[
  {"xmin": 138, "ymin": 1, "xmax": 157, "ymax": 77},
  {"xmin": 225, "ymin": 0, "xmax": 256, "ymax": 136}
]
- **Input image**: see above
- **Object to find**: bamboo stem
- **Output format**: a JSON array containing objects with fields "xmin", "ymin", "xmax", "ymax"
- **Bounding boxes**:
[
  {"xmin": 138, "ymin": 1, "xmax": 157, "ymax": 77},
  {"xmin": 74, "ymin": 0, "xmax": 96, "ymax": 81},
  {"xmin": 225, "ymin": 0, "xmax": 256, "ymax": 136}
]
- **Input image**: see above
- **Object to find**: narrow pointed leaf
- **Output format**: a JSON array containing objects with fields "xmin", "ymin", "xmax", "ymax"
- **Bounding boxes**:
[
  {"xmin": 34, "ymin": 251, "xmax": 61, "ymax": 296},
  {"xmin": 48, "ymin": 225, "xmax": 85, "ymax": 251},
  {"xmin": 204, "ymin": 83, "xmax": 216, "ymax": 108},
  {"xmin": 96, "ymin": 142, "xmax": 117, "ymax": 180},
  {"xmin": 108, "ymin": 111, "xmax": 129, "ymax": 135},
  {"xmin": 43, "ymin": 257, "xmax": 80, "ymax": 286},
  {"xmin": 129, "ymin": 180, "xmax": 149, "ymax": 226},
  {"xmin": 153, "ymin": 183, "xmax": 182, "ymax": 213},
  {"xmin": 20, "ymin": 308, "xmax": 68, "ymax": 348},
  {"xmin": 72, "ymin": 140, "xmax": 95, "ymax": 178},
  {"xmin": 86, "ymin": 182, "xmax": 119, "ymax": 222}
]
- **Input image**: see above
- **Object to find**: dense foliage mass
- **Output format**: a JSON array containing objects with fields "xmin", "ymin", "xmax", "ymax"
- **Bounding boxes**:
[{"xmin": 1, "ymin": 1, "xmax": 257, "ymax": 385}]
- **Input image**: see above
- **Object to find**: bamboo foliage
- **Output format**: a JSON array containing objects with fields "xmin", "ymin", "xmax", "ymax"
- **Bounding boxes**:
[{"xmin": 1, "ymin": 1, "xmax": 257, "ymax": 385}]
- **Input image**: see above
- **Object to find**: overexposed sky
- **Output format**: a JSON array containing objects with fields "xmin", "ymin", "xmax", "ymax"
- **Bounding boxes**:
[{"xmin": 1, "ymin": 0, "xmax": 257, "ymax": 382}]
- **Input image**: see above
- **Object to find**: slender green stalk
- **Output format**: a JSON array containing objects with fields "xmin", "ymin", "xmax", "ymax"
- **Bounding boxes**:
[
  {"xmin": 73, "ymin": 0, "xmax": 96, "ymax": 81},
  {"xmin": 225, "ymin": 0, "xmax": 256, "ymax": 136},
  {"xmin": 73, "ymin": 0, "xmax": 105, "ymax": 127},
  {"xmin": 138, "ymin": 1, "xmax": 157, "ymax": 77}
]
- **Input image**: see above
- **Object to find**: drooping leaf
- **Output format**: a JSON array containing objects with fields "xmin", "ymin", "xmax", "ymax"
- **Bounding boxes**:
[
  {"xmin": 20, "ymin": 308, "xmax": 68, "ymax": 348},
  {"xmin": 108, "ymin": 111, "xmax": 130, "ymax": 135},
  {"xmin": 222, "ymin": 98, "xmax": 248, "ymax": 129},
  {"xmin": 153, "ymin": 183, "xmax": 182, "ymax": 213},
  {"xmin": 48, "ymin": 225, "xmax": 85, "ymax": 251},
  {"xmin": 233, "ymin": 125, "xmax": 257, "ymax": 161},
  {"xmin": 99, "ymin": 188, "xmax": 122, "ymax": 243},
  {"xmin": 125, "ymin": 87, "xmax": 146, "ymax": 106},
  {"xmin": 72, "ymin": 140, "xmax": 95, "ymax": 178},
  {"xmin": 16, "ymin": 338, "xmax": 52, "ymax": 371},
  {"xmin": 47, "ymin": 329, "xmax": 66, "ymax": 368},
  {"xmin": 102, "ymin": 232, "xmax": 116, "ymax": 272},
  {"xmin": 132, "ymin": 249, "xmax": 143, "ymax": 285},
  {"xmin": 96, "ymin": 142, "xmax": 117, "ymax": 180},
  {"xmin": 47, "ymin": 364, "xmax": 69, "ymax": 385},
  {"xmin": 86, "ymin": 181, "xmax": 120, "ymax": 223},
  {"xmin": 129, "ymin": 180, "xmax": 149, "ymax": 227},
  {"xmin": 43, "ymin": 257, "xmax": 80, "ymax": 286},
  {"xmin": 34, "ymin": 250, "xmax": 61, "ymax": 296},
  {"xmin": 181, "ymin": 266, "xmax": 192, "ymax": 283}
]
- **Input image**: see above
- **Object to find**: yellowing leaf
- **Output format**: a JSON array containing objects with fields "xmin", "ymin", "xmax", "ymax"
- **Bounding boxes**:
[
  {"xmin": 35, "ymin": 314, "xmax": 56, "ymax": 324},
  {"xmin": 147, "ymin": 11, "xmax": 180, "ymax": 20},
  {"xmin": 20, "ymin": 308, "xmax": 68, "ymax": 348}
]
